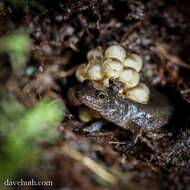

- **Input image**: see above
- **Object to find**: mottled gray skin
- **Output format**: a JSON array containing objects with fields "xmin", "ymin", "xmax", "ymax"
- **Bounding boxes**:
[{"xmin": 75, "ymin": 79, "xmax": 173, "ymax": 136}]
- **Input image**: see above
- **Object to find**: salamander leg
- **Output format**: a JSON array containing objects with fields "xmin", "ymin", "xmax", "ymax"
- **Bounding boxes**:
[{"xmin": 81, "ymin": 120, "xmax": 108, "ymax": 133}]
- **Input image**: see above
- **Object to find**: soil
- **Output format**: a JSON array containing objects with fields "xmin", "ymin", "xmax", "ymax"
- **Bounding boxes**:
[{"xmin": 1, "ymin": 0, "xmax": 190, "ymax": 189}]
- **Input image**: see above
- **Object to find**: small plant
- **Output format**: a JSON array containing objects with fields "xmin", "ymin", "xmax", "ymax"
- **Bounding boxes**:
[
  {"xmin": 0, "ymin": 30, "xmax": 30, "ymax": 74},
  {"xmin": 0, "ymin": 97, "xmax": 65, "ymax": 185},
  {"xmin": 7, "ymin": 0, "xmax": 47, "ymax": 12}
]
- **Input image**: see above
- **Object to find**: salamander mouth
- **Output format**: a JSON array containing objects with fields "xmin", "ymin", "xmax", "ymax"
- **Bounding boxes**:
[
  {"xmin": 86, "ymin": 102, "xmax": 101, "ymax": 111},
  {"xmin": 78, "ymin": 94, "xmax": 102, "ymax": 110},
  {"xmin": 75, "ymin": 88, "xmax": 104, "ymax": 112}
]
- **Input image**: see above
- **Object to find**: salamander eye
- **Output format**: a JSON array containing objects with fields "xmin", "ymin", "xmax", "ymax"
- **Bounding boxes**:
[
  {"xmin": 99, "ymin": 93, "xmax": 105, "ymax": 99},
  {"xmin": 96, "ymin": 90, "xmax": 107, "ymax": 100}
]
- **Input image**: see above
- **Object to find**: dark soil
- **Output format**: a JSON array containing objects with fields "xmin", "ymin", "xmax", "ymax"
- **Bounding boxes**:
[{"xmin": 1, "ymin": 0, "xmax": 190, "ymax": 189}]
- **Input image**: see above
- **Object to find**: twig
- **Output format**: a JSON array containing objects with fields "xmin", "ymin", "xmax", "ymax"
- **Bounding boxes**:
[
  {"xmin": 56, "ymin": 66, "xmax": 77, "ymax": 78},
  {"xmin": 60, "ymin": 143, "xmax": 117, "ymax": 185},
  {"xmin": 156, "ymin": 42, "xmax": 190, "ymax": 70},
  {"xmin": 109, "ymin": 141, "xmax": 128, "ymax": 145}
]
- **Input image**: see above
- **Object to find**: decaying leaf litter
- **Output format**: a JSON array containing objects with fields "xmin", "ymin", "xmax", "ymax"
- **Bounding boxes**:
[{"xmin": 0, "ymin": 0, "xmax": 190, "ymax": 189}]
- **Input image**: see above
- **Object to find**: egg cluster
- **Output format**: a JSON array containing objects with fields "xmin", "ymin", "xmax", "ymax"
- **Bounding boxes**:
[{"xmin": 76, "ymin": 45, "xmax": 150, "ymax": 104}]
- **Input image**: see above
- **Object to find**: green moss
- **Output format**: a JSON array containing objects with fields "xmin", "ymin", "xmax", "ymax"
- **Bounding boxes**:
[
  {"xmin": 0, "ymin": 97, "xmax": 65, "ymax": 183},
  {"xmin": 0, "ymin": 30, "xmax": 30, "ymax": 74},
  {"xmin": 7, "ymin": 0, "xmax": 47, "ymax": 13}
]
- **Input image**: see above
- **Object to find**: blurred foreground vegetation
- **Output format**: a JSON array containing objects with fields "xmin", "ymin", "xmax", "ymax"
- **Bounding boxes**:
[{"xmin": 0, "ymin": 30, "xmax": 65, "ymax": 185}]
